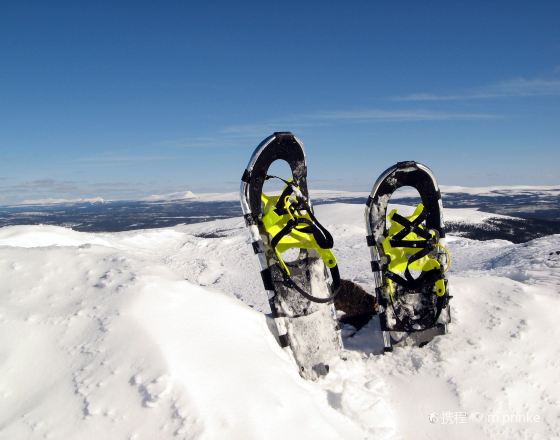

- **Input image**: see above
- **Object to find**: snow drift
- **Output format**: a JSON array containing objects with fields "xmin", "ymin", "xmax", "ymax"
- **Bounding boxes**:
[{"xmin": 1, "ymin": 203, "xmax": 559, "ymax": 439}]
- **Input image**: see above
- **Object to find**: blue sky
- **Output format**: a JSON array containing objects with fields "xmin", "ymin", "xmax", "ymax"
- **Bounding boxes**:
[{"xmin": 0, "ymin": 1, "xmax": 559, "ymax": 204}]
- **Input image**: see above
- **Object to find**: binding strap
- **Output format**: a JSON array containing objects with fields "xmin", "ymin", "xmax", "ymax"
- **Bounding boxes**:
[
  {"xmin": 263, "ymin": 176, "xmax": 340, "ymax": 303},
  {"xmin": 281, "ymin": 265, "xmax": 340, "ymax": 304},
  {"xmin": 389, "ymin": 210, "xmax": 432, "ymax": 248},
  {"xmin": 383, "ymin": 204, "xmax": 449, "ymax": 331},
  {"xmin": 270, "ymin": 212, "xmax": 334, "ymax": 251}
]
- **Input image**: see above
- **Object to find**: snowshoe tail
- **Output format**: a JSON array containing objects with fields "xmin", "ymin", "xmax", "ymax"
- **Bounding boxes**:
[
  {"xmin": 365, "ymin": 161, "xmax": 452, "ymax": 351},
  {"xmin": 240, "ymin": 132, "xmax": 341, "ymax": 380}
]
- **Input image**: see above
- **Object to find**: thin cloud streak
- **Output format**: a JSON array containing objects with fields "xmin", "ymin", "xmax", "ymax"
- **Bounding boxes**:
[
  {"xmin": 75, "ymin": 135, "xmax": 250, "ymax": 164},
  {"xmin": 76, "ymin": 154, "xmax": 179, "ymax": 163},
  {"xmin": 307, "ymin": 109, "xmax": 499, "ymax": 121},
  {"xmin": 71, "ymin": 108, "xmax": 501, "ymax": 165},
  {"xmin": 221, "ymin": 108, "xmax": 499, "ymax": 137},
  {"xmin": 393, "ymin": 77, "xmax": 560, "ymax": 102}
]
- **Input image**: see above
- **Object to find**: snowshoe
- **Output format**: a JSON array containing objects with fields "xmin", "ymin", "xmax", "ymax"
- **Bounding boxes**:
[
  {"xmin": 365, "ymin": 161, "xmax": 452, "ymax": 350},
  {"xmin": 240, "ymin": 132, "xmax": 342, "ymax": 380}
]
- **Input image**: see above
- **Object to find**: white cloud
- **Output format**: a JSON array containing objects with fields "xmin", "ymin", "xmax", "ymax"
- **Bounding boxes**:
[
  {"xmin": 393, "ymin": 77, "xmax": 560, "ymax": 101},
  {"xmin": 75, "ymin": 135, "xmax": 251, "ymax": 163},
  {"xmin": 221, "ymin": 108, "xmax": 499, "ymax": 136},
  {"xmin": 76, "ymin": 153, "xmax": 178, "ymax": 163},
  {"xmin": 306, "ymin": 109, "xmax": 499, "ymax": 121}
]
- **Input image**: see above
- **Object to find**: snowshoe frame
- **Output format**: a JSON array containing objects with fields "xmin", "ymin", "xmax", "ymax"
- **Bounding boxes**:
[
  {"xmin": 240, "ymin": 132, "xmax": 341, "ymax": 379},
  {"xmin": 365, "ymin": 161, "xmax": 451, "ymax": 350}
]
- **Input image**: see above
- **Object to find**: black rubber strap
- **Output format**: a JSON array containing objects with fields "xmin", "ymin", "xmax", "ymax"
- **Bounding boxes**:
[
  {"xmin": 271, "ymin": 214, "xmax": 339, "ymax": 303},
  {"xmin": 433, "ymin": 294, "xmax": 447, "ymax": 324},
  {"xmin": 386, "ymin": 204, "xmax": 439, "ymax": 289},
  {"xmin": 278, "ymin": 334, "xmax": 290, "ymax": 348},
  {"xmin": 280, "ymin": 264, "xmax": 340, "ymax": 304},
  {"xmin": 386, "ymin": 267, "xmax": 441, "ymax": 291},
  {"xmin": 273, "ymin": 182, "xmax": 295, "ymax": 215},
  {"xmin": 264, "ymin": 176, "xmax": 338, "ymax": 303},
  {"xmin": 390, "ymin": 210, "xmax": 432, "ymax": 241},
  {"xmin": 306, "ymin": 207, "xmax": 334, "ymax": 249},
  {"xmin": 241, "ymin": 169, "xmax": 251, "ymax": 183},
  {"xmin": 270, "ymin": 218, "xmax": 296, "ymax": 249},
  {"xmin": 266, "ymin": 176, "xmax": 334, "ymax": 249},
  {"xmin": 384, "ymin": 207, "xmax": 447, "ymax": 332},
  {"xmin": 403, "ymin": 246, "xmax": 434, "ymax": 283}
]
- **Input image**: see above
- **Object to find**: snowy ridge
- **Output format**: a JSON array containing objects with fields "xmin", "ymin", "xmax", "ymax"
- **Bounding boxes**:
[
  {"xmin": 1, "ymin": 204, "xmax": 559, "ymax": 439},
  {"xmin": 142, "ymin": 191, "xmax": 198, "ymax": 202},
  {"xmin": 7, "ymin": 183, "xmax": 560, "ymax": 206},
  {"xmin": 439, "ymin": 184, "xmax": 560, "ymax": 196},
  {"xmin": 18, "ymin": 197, "xmax": 105, "ymax": 206},
  {"xmin": 138, "ymin": 184, "xmax": 560, "ymax": 203},
  {"xmin": 0, "ymin": 226, "xmax": 359, "ymax": 439}
]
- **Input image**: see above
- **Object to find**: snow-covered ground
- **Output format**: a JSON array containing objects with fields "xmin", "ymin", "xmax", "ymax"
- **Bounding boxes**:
[{"xmin": 1, "ymin": 203, "xmax": 559, "ymax": 439}]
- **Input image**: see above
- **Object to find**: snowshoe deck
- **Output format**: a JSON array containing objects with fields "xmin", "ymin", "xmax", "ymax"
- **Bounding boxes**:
[
  {"xmin": 240, "ymin": 132, "xmax": 341, "ymax": 380},
  {"xmin": 365, "ymin": 161, "xmax": 452, "ymax": 350}
]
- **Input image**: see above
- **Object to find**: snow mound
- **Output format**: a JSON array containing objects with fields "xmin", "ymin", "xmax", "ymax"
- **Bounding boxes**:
[
  {"xmin": 0, "ymin": 225, "xmax": 111, "ymax": 248},
  {"xmin": 0, "ymin": 239, "xmax": 361, "ymax": 439}
]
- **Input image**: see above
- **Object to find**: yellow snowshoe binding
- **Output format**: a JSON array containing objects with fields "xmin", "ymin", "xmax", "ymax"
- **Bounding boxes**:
[
  {"xmin": 261, "ymin": 176, "xmax": 340, "ymax": 303},
  {"xmin": 382, "ymin": 203, "xmax": 450, "ymax": 330}
]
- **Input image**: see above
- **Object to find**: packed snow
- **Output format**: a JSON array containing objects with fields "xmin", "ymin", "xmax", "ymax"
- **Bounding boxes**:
[{"xmin": 1, "ymin": 202, "xmax": 559, "ymax": 439}]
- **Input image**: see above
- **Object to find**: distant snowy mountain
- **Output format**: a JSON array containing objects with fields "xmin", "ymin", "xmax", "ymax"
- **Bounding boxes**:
[
  {"xmin": 1, "ymin": 203, "xmax": 559, "ymax": 439},
  {"xmin": 141, "ymin": 192, "xmax": 263, "ymax": 203},
  {"xmin": 7, "ymin": 184, "xmax": 560, "ymax": 206},
  {"xmin": 18, "ymin": 197, "xmax": 105, "ymax": 206},
  {"xmin": 142, "ymin": 190, "xmax": 198, "ymax": 202},
  {"xmin": 2, "ymin": 186, "xmax": 560, "ymax": 242},
  {"xmin": 439, "ymin": 184, "xmax": 560, "ymax": 196}
]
